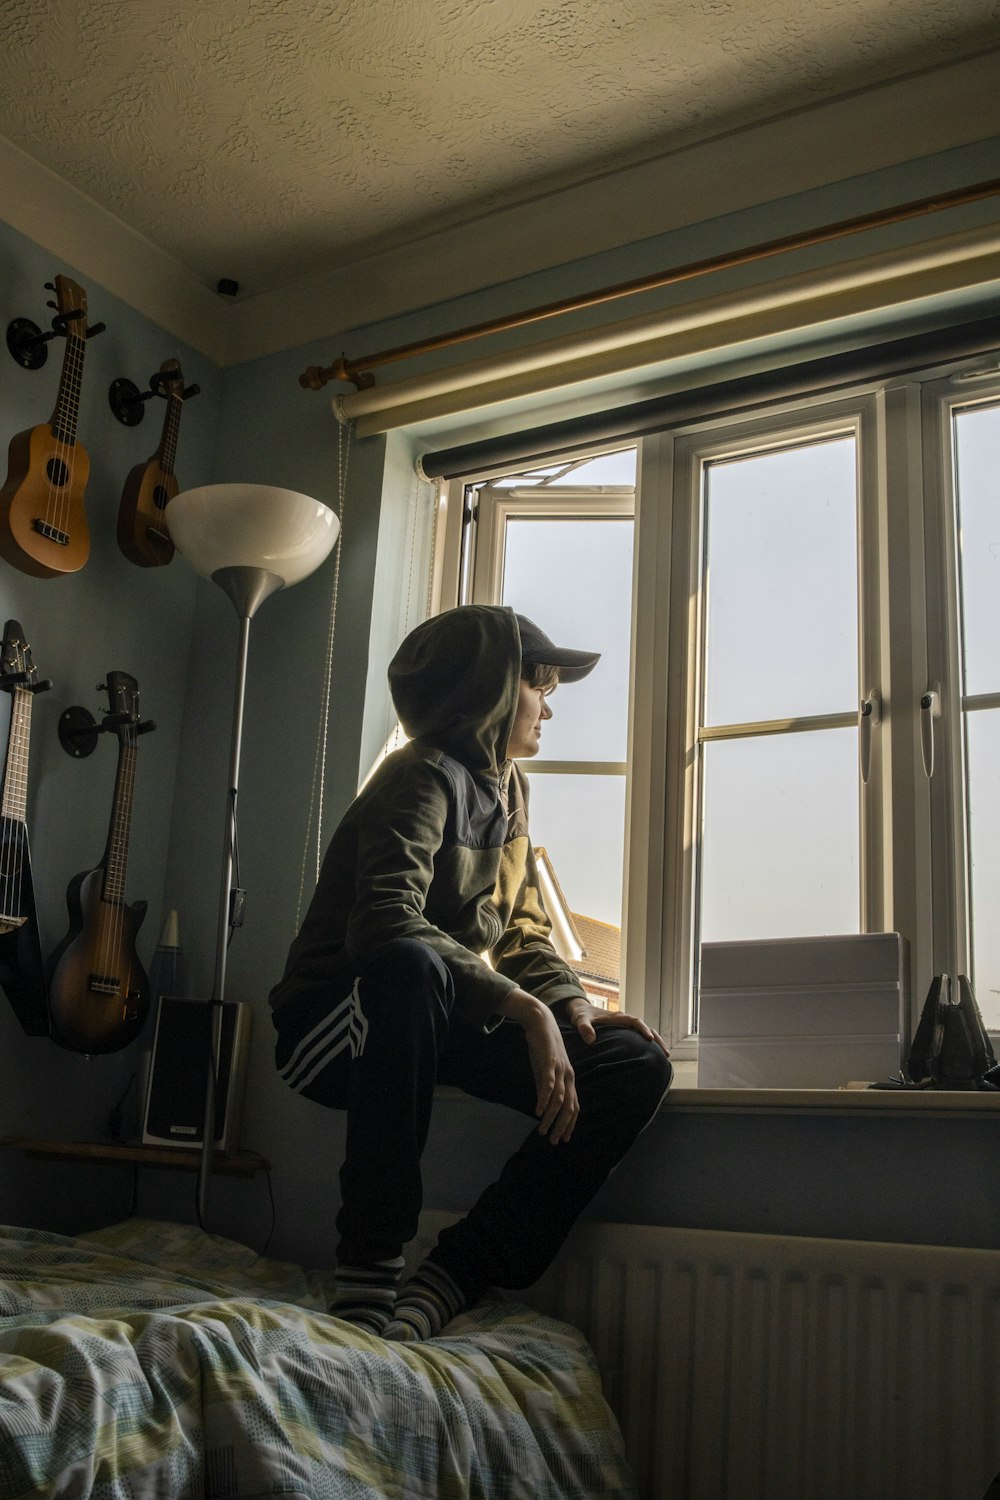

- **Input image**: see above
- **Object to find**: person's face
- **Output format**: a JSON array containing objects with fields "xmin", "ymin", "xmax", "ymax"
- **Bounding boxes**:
[{"xmin": 505, "ymin": 676, "xmax": 554, "ymax": 760}]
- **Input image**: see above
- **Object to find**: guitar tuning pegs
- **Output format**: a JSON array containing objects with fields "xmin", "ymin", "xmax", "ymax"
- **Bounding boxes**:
[
  {"xmin": 44, "ymin": 281, "xmax": 55, "ymax": 291},
  {"xmin": 86, "ymin": 322, "xmax": 106, "ymax": 339},
  {"xmin": 95, "ymin": 682, "xmax": 106, "ymax": 692},
  {"xmin": 183, "ymin": 383, "xmax": 201, "ymax": 399},
  {"xmin": 46, "ymin": 301, "xmax": 57, "ymax": 311}
]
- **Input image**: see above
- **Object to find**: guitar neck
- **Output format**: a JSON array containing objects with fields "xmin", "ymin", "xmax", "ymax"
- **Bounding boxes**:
[
  {"xmin": 50, "ymin": 331, "xmax": 87, "ymax": 446},
  {"xmin": 102, "ymin": 740, "xmax": 137, "ymax": 904},
  {"xmin": 158, "ymin": 393, "xmax": 183, "ymax": 475},
  {"xmin": 1, "ymin": 687, "xmax": 32, "ymax": 825}
]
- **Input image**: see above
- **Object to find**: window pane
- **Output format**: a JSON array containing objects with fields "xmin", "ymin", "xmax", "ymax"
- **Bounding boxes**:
[
  {"xmin": 547, "ymin": 450, "xmax": 636, "ymax": 486},
  {"xmin": 524, "ymin": 772, "xmax": 626, "ymax": 927},
  {"xmin": 502, "ymin": 517, "xmax": 633, "ymax": 761},
  {"xmin": 494, "ymin": 449, "xmax": 636, "ymax": 488},
  {"xmin": 966, "ymin": 709, "xmax": 1000, "ymax": 1029},
  {"xmin": 954, "ymin": 402, "xmax": 1000, "ymax": 698},
  {"xmin": 703, "ymin": 437, "xmax": 858, "ymax": 725},
  {"xmin": 698, "ymin": 727, "xmax": 860, "ymax": 945}
]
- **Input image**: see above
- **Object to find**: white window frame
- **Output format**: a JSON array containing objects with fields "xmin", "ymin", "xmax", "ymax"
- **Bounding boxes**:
[
  {"xmin": 471, "ymin": 481, "xmax": 635, "ymax": 776},
  {"xmin": 921, "ymin": 369, "xmax": 1000, "ymax": 990},
  {"xmin": 629, "ymin": 387, "xmax": 965, "ymax": 1056},
  {"xmin": 429, "ymin": 355, "xmax": 1000, "ymax": 1070}
]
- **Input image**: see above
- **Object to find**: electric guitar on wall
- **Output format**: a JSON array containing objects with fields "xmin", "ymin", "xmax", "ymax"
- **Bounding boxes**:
[
  {"xmin": 0, "ymin": 620, "xmax": 50, "ymax": 1035},
  {"xmin": 117, "ymin": 359, "xmax": 198, "ymax": 567},
  {"xmin": 47, "ymin": 673, "xmax": 153, "ymax": 1054},
  {"xmin": 0, "ymin": 276, "xmax": 98, "ymax": 578}
]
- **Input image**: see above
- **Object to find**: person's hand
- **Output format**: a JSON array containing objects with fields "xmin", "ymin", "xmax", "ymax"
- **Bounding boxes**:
[
  {"xmin": 498, "ymin": 988, "xmax": 579, "ymax": 1144},
  {"xmin": 559, "ymin": 995, "xmax": 671, "ymax": 1061}
]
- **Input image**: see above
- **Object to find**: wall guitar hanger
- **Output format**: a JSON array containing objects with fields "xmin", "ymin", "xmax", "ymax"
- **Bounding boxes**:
[
  {"xmin": 58, "ymin": 684, "xmax": 156, "ymax": 760},
  {"xmin": 109, "ymin": 366, "xmax": 200, "ymax": 427},
  {"xmin": 6, "ymin": 282, "xmax": 106, "ymax": 371}
]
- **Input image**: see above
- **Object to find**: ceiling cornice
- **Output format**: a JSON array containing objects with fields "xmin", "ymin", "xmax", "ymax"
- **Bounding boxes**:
[
  {"xmin": 0, "ymin": 48, "xmax": 997, "ymax": 372},
  {"xmin": 0, "ymin": 133, "xmax": 230, "ymax": 364}
]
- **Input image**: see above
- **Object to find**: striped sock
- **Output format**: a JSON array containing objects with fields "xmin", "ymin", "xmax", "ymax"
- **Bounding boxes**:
[
  {"xmin": 382, "ymin": 1257, "xmax": 467, "ymax": 1342},
  {"xmin": 329, "ymin": 1254, "xmax": 405, "ymax": 1334}
]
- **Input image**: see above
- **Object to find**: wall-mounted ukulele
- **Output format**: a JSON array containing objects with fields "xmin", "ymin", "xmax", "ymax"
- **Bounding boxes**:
[
  {"xmin": 0, "ymin": 620, "xmax": 51, "ymax": 1036},
  {"xmin": 116, "ymin": 360, "xmax": 200, "ymax": 567},
  {"xmin": 0, "ymin": 275, "xmax": 105, "ymax": 578},
  {"xmin": 47, "ymin": 673, "xmax": 155, "ymax": 1054}
]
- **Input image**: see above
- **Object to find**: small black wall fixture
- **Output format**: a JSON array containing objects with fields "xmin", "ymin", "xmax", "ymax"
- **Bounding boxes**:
[
  {"xmin": 6, "ymin": 281, "xmax": 106, "ymax": 370},
  {"xmin": 58, "ymin": 692, "xmax": 156, "ymax": 759},
  {"xmin": 108, "ymin": 366, "xmax": 201, "ymax": 426}
]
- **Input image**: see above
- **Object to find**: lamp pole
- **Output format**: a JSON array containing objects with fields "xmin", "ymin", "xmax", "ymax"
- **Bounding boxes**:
[
  {"xmin": 165, "ymin": 485, "xmax": 340, "ymax": 1231},
  {"xmin": 196, "ymin": 565, "xmax": 284, "ymax": 1226}
]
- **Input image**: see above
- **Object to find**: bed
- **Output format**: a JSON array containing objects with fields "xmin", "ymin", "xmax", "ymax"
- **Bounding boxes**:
[{"xmin": 0, "ymin": 1217, "xmax": 637, "ymax": 1499}]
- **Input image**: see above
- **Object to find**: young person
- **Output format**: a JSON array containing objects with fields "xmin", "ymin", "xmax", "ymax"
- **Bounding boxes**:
[{"xmin": 270, "ymin": 604, "xmax": 671, "ymax": 1340}]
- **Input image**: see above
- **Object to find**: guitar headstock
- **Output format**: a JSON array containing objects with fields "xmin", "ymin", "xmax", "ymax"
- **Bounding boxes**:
[
  {"xmin": 51, "ymin": 274, "xmax": 88, "ymax": 340},
  {"xmin": 101, "ymin": 671, "xmax": 141, "ymax": 741},
  {"xmin": 0, "ymin": 619, "xmax": 46, "ymax": 694},
  {"xmin": 157, "ymin": 358, "xmax": 185, "ymax": 398}
]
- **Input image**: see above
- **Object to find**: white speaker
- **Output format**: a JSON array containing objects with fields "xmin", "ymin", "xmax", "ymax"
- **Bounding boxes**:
[{"xmin": 141, "ymin": 996, "xmax": 252, "ymax": 1152}]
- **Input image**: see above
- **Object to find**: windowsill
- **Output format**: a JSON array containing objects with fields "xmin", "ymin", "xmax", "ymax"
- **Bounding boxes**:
[
  {"xmin": 434, "ymin": 1084, "xmax": 999, "ymax": 1117},
  {"xmin": 666, "ymin": 1086, "xmax": 1000, "ymax": 1116}
]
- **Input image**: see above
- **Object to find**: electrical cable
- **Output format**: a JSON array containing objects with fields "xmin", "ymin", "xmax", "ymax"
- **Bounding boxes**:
[{"xmin": 256, "ymin": 1164, "xmax": 277, "ymax": 1259}]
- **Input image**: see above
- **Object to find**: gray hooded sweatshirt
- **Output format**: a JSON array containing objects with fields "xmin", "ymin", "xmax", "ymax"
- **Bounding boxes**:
[{"xmin": 269, "ymin": 604, "xmax": 588, "ymax": 1031}]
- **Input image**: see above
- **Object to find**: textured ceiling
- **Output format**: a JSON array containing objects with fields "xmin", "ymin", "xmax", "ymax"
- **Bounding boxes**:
[{"xmin": 1, "ymin": 0, "xmax": 998, "ymax": 297}]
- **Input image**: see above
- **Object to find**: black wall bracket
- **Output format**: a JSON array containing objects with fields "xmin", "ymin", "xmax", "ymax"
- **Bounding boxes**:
[
  {"xmin": 6, "ymin": 318, "xmax": 49, "ymax": 370},
  {"xmin": 109, "ymin": 367, "xmax": 201, "ymax": 426},
  {"xmin": 6, "ymin": 289, "xmax": 105, "ymax": 371},
  {"xmin": 58, "ymin": 705, "xmax": 100, "ymax": 758},
  {"xmin": 58, "ymin": 702, "xmax": 157, "ymax": 758},
  {"xmin": 108, "ymin": 377, "xmax": 147, "ymax": 427}
]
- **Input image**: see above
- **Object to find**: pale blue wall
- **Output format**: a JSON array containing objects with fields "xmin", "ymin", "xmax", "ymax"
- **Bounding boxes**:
[
  {"xmin": 3, "ymin": 132, "xmax": 999, "ymax": 1261},
  {"xmin": 0, "ymin": 220, "xmax": 223, "ymax": 1229}
]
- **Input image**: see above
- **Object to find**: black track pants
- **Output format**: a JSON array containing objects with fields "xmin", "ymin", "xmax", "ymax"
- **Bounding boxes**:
[{"xmin": 272, "ymin": 937, "xmax": 672, "ymax": 1298}]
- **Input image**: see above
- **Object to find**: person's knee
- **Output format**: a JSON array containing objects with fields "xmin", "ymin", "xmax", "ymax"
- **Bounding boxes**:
[{"xmin": 610, "ymin": 1030, "xmax": 673, "ymax": 1120}]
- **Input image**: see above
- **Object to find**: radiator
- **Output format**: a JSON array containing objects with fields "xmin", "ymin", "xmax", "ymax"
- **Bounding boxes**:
[{"xmin": 416, "ymin": 1212, "xmax": 1000, "ymax": 1500}]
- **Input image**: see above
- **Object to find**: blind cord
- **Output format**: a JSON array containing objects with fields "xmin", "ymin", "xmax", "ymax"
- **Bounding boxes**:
[{"xmin": 294, "ymin": 418, "xmax": 351, "ymax": 933}]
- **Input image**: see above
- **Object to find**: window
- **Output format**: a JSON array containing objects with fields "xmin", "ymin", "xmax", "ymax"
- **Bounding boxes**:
[
  {"xmin": 434, "ymin": 358, "xmax": 1000, "ymax": 1066},
  {"xmin": 448, "ymin": 449, "xmax": 636, "ymax": 1007},
  {"xmin": 925, "ymin": 386, "xmax": 1000, "ymax": 1028},
  {"xmin": 695, "ymin": 435, "xmax": 861, "ymax": 961}
]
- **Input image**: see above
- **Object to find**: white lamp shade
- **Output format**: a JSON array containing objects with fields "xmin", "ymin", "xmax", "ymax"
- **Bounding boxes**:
[{"xmin": 166, "ymin": 484, "xmax": 339, "ymax": 587}]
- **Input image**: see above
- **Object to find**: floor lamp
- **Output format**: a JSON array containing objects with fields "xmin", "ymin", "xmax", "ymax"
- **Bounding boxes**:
[{"xmin": 166, "ymin": 484, "xmax": 340, "ymax": 1225}]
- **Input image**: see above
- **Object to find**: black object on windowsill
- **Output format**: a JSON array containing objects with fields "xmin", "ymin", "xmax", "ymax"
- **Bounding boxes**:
[{"xmin": 868, "ymin": 973, "xmax": 998, "ymax": 1090}]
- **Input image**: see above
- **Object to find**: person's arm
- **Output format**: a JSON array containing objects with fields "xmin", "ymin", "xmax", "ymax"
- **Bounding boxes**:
[
  {"xmin": 346, "ymin": 758, "xmax": 516, "ymax": 1030},
  {"xmin": 497, "ymin": 986, "xmax": 579, "ymax": 1144}
]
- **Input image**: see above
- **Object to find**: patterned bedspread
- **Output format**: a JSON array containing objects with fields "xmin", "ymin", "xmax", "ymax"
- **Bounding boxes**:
[{"xmin": 0, "ymin": 1218, "xmax": 637, "ymax": 1500}]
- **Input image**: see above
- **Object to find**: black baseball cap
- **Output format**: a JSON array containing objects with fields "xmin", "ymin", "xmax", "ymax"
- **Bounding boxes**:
[{"xmin": 515, "ymin": 613, "xmax": 600, "ymax": 683}]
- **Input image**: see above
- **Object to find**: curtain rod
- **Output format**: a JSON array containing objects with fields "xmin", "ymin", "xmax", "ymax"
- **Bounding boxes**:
[
  {"xmin": 298, "ymin": 177, "xmax": 1000, "ymax": 394},
  {"xmin": 418, "ymin": 315, "xmax": 1000, "ymax": 481}
]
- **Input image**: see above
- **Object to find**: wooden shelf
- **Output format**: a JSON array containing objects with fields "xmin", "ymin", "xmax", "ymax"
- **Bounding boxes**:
[{"xmin": 0, "ymin": 1137, "xmax": 268, "ymax": 1178}]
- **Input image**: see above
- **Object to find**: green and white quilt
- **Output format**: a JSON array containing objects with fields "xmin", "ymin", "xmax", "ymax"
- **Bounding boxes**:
[{"xmin": 0, "ymin": 1217, "xmax": 637, "ymax": 1499}]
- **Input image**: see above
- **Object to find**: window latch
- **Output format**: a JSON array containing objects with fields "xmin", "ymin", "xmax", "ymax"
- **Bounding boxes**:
[
  {"xmin": 859, "ymin": 689, "xmax": 880, "ymax": 784},
  {"xmin": 920, "ymin": 683, "xmax": 941, "ymax": 779}
]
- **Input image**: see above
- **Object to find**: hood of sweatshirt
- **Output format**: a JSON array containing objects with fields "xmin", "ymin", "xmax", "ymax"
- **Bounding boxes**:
[{"xmin": 388, "ymin": 605, "xmax": 521, "ymax": 779}]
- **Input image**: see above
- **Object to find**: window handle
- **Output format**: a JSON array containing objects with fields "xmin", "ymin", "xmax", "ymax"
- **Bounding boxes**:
[
  {"xmin": 859, "ymin": 690, "xmax": 880, "ymax": 784},
  {"xmin": 920, "ymin": 683, "xmax": 941, "ymax": 779}
]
